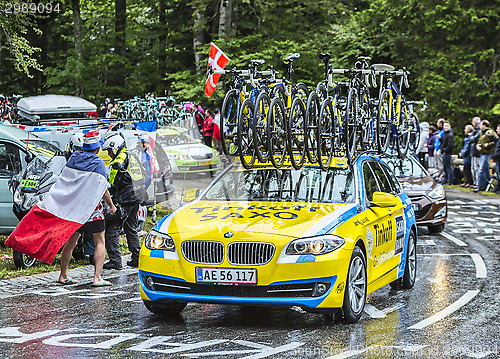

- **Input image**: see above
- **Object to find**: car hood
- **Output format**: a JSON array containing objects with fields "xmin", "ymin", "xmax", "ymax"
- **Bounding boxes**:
[
  {"xmin": 398, "ymin": 175, "xmax": 437, "ymax": 195},
  {"xmin": 165, "ymin": 144, "xmax": 213, "ymax": 157},
  {"xmin": 156, "ymin": 200, "xmax": 358, "ymax": 241}
]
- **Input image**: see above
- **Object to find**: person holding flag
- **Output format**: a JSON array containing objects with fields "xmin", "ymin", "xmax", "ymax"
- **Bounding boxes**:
[
  {"xmin": 6, "ymin": 131, "xmax": 117, "ymax": 286},
  {"xmin": 205, "ymin": 42, "xmax": 230, "ymax": 97}
]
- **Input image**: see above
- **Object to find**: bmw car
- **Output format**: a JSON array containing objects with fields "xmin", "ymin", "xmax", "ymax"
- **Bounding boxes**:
[
  {"xmin": 157, "ymin": 127, "xmax": 220, "ymax": 174},
  {"xmin": 138, "ymin": 155, "xmax": 417, "ymax": 323},
  {"xmin": 384, "ymin": 155, "xmax": 447, "ymax": 233}
]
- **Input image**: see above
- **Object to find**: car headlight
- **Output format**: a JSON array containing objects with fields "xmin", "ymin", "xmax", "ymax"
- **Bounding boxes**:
[
  {"xmin": 286, "ymin": 235, "xmax": 345, "ymax": 255},
  {"xmin": 145, "ymin": 230, "xmax": 176, "ymax": 251},
  {"xmin": 175, "ymin": 154, "xmax": 190, "ymax": 161},
  {"xmin": 428, "ymin": 184, "xmax": 445, "ymax": 199}
]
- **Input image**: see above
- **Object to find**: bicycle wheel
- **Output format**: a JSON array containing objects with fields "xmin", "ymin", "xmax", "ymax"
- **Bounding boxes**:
[
  {"xmin": 317, "ymin": 98, "xmax": 335, "ymax": 170},
  {"xmin": 287, "ymin": 97, "xmax": 307, "ymax": 169},
  {"xmin": 266, "ymin": 97, "xmax": 287, "ymax": 168},
  {"xmin": 304, "ymin": 91, "xmax": 320, "ymax": 164},
  {"xmin": 345, "ymin": 87, "xmax": 359, "ymax": 164},
  {"xmin": 237, "ymin": 98, "xmax": 256, "ymax": 169},
  {"xmin": 396, "ymin": 104, "xmax": 411, "ymax": 158},
  {"xmin": 271, "ymin": 84, "xmax": 286, "ymax": 103},
  {"xmin": 253, "ymin": 92, "xmax": 271, "ymax": 163},
  {"xmin": 220, "ymin": 89, "xmax": 240, "ymax": 156},
  {"xmin": 296, "ymin": 83, "xmax": 309, "ymax": 103},
  {"xmin": 408, "ymin": 112, "xmax": 420, "ymax": 154},
  {"xmin": 376, "ymin": 89, "xmax": 392, "ymax": 154},
  {"xmin": 316, "ymin": 82, "xmax": 328, "ymax": 104}
]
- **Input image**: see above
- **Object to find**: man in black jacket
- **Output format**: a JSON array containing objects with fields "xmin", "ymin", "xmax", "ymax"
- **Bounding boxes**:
[
  {"xmin": 441, "ymin": 120, "xmax": 455, "ymax": 185},
  {"xmin": 469, "ymin": 116, "xmax": 482, "ymax": 188},
  {"xmin": 494, "ymin": 124, "xmax": 500, "ymax": 193}
]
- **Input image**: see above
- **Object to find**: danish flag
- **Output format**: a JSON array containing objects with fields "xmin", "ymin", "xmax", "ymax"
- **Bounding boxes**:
[{"xmin": 205, "ymin": 42, "xmax": 230, "ymax": 97}]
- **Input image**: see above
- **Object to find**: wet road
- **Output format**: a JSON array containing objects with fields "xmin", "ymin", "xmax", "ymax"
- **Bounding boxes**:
[{"xmin": 0, "ymin": 186, "xmax": 499, "ymax": 359}]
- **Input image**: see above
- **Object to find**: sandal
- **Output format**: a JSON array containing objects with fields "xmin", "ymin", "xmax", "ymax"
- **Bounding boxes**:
[
  {"xmin": 57, "ymin": 278, "xmax": 78, "ymax": 285},
  {"xmin": 91, "ymin": 281, "xmax": 111, "ymax": 287}
]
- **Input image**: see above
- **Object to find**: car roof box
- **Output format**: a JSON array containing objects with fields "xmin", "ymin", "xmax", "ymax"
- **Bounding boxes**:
[{"xmin": 17, "ymin": 95, "xmax": 97, "ymax": 120}]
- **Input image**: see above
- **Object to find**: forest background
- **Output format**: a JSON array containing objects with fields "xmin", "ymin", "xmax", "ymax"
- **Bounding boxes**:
[{"xmin": 0, "ymin": 0, "xmax": 499, "ymax": 144}]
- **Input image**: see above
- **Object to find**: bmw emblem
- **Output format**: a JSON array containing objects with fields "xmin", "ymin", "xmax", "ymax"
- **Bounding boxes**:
[{"xmin": 224, "ymin": 232, "xmax": 234, "ymax": 238}]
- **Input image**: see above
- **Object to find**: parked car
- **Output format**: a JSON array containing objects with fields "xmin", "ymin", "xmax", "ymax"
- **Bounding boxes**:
[
  {"xmin": 156, "ymin": 127, "xmax": 220, "ymax": 174},
  {"xmin": 384, "ymin": 155, "xmax": 447, "ymax": 233},
  {"xmin": 0, "ymin": 124, "xmax": 61, "ymax": 234}
]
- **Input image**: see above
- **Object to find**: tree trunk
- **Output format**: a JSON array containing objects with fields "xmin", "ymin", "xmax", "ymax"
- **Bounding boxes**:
[
  {"xmin": 218, "ymin": 0, "xmax": 233, "ymax": 39},
  {"xmin": 72, "ymin": 0, "xmax": 84, "ymax": 96},
  {"xmin": 192, "ymin": 2, "xmax": 204, "ymax": 76},
  {"xmin": 158, "ymin": 0, "xmax": 167, "ymax": 91}
]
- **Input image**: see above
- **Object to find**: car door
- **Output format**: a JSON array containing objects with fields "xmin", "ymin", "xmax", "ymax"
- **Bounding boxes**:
[
  {"xmin": 0, "ymin": 141, "xmax": 24, "ymax": 233},
  {"xmin": 362, "ymin": 161, "xmax": 398, "ymax": 285},
  {"xmin": 370, "ymin": 161, "xmax": 406, "ymax": 272}
]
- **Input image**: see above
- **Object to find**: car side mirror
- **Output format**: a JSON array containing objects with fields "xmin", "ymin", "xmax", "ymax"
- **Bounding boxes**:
[
  {"xmin": 371, "ymin": 191, "xmax": 398, "ymax": 208},
  {"xmin": 182, "ymin": 188, "xmax": 199, "ymax": 203}
]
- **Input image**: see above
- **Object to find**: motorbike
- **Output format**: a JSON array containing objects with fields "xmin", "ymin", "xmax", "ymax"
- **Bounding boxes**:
[{"xmin": 8, "ymin": 153, "xmax": 88, "ymax": 268}]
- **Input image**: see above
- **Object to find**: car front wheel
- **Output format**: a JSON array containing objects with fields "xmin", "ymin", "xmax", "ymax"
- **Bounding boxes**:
[{"xmin": 342, "ymin": 246, "xmax": 367, "ymax": 323}]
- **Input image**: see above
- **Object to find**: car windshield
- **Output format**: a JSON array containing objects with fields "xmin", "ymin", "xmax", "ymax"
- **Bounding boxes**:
[
  {"xmin": 385, "ymin": 157, "xmax": 426, "ymax": 178},
  {"xmin": 158, "ymin": 133, "xmax": 197, "ymax": 147},
  {"xmin": 21, "ymin": 140, "xmax": 59, "ymax": 158},
  {"xmin": 203, "ymin": 166, "xmax": 356, "ymax": 203}
]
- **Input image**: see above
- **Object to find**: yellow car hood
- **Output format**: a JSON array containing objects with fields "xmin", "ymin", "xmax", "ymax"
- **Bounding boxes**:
[{"xmin": 157, "ymin": 200, "xmax": 357, "ymax": 240}]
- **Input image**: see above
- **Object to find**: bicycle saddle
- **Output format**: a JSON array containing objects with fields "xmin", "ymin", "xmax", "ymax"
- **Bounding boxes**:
[
  {"xmin": 284, "ymin": 53, "xmax": 300, "ymax": 62},
  {"xmin": 251, "ymin": 59, "xmax": 265, "ymax": 65},
  {"xmin": 372, "ymin": 63, "xmax": 395, "ymax": 71},
  {"xmin": 319, "ymin": 53, "xmax": 331, "ymax": 62}
]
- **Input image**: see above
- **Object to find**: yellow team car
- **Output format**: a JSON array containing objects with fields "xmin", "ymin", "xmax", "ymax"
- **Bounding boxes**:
[{"xmin": 138, "ymin": 154, "xmax": 417, "ymax": 323}]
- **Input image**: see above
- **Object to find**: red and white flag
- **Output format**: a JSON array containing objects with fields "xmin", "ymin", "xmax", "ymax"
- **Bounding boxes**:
[
  {"xmin": 205, "ymin": 42, "xmax": 230, "ymax": 97},
  {"xmin": 5, "ymin": 151, "xmax": 109, "ymax": 264}
]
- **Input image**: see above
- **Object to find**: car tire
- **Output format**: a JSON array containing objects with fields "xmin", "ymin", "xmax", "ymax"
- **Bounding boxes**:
[
  {"xmin": 401, "ymin": 231, "xmax": 417, "ymax": 289},
  {"xmin": 342, "ymin": 246, "xmax": 367, "ymax": 323},
  {"xmin": 13, "ymin": 250, "xmax": 36, "ymax": 269},
  {"xmin": 143, "ymin": 300, "xmax": 187, "ymax": 316},
  {"xmin": 427, "ymin": 223, "xmax": 445, "ymax": 233}
]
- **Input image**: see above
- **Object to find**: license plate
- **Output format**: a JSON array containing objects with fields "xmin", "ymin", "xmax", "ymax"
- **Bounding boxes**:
[
  {"xmin": 20, "ymin": 179, "xmax": 38, "ymax": 189},
  {"xmin": 196, "ymin": 267, "xmax": 257, "ymax": 284},
  {"xmin": 412, "ymin": 203, "xmax": 419, "ymax": 211},
  {"xmin": 199, "ymin": 160, "xmax": 212, "ymax": 166}
]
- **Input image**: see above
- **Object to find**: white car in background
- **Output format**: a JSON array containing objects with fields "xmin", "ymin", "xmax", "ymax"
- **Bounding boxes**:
[{"xmin": 157, "ymin": 127, "xmax": 220, "ymax": 174}]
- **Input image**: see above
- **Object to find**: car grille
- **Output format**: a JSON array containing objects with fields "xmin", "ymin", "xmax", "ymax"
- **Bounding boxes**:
[
  {"xmin": 227, "ymin": 242, "xmax": 275, "ymax": 266},
  {"xmin": 191, "ymin": 153, "xmax": 213, "ymax": 160},
  {"xmin": 415, "ymin": 203, "xmax": 432, "ymax": 220},
  {"xmin": 409, "ymin": 195, "xmax": 425, "ymax": 202},
  {"xmin": 143, "ymin": 275, "xmax": 325, "ymax": 298},
  {"xmin": 181, "ymin": 241, "xmax": 224, "ymax": 264}
]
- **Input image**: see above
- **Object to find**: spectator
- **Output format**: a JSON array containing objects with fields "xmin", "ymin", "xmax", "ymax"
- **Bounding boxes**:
[
  {"xmin": 433, "ymin": 119, "xmax": 445, "ymax": 181},
  {"xmin": 474, "ymin": 120, "xmax": 498, "ymax": 192},
  {"xmin": 441, "ymin": 120, "xmax": 454, "ymax": 185},
  {"xmin": 202, "ymin": 109, "xmax": 214, "ymax": 148},
  {"xmin": 460, "ymin": 124, "xmax": 474, "ymax": 187},
  {"xmin": 99, "ymin": 103, "xmax": 107, "ymax": 118},
  {"xmin": 426, "ymin": 126, "xmax": 437, "ymax": 168},
  {"xmin": 493, "ymin": 124, "xmax": 500, "ymax": 193},
  {"xmin": 417, "ymin": 122, "xmax": 429, "ymax": 168},
  {"xmin": 195, "ymin": 105, "xmax": 205, "ymax": 132},
  {"xmin": 106, "ymin": 103, "xmax": 113, "ymax": 118},
  {"xmin": 469, "ymin": 116, "xmax": 482, "ymax": 188},
  {"xmin": 212, "ymin": 108, "xmax": 221, "ymax": 150}
]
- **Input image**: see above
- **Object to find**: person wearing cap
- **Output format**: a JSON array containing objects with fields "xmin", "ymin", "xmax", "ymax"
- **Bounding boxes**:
[
  {"xmin": 131, "ymin": 134, "xmax": 152, "ymax": 190},
  {"xmin": 101, "ymin": 133, "xmax": 142, "ymax": 269},
  {"xmin": 58, "ymin": 131, "xmax": 117, "ymax": 286}
]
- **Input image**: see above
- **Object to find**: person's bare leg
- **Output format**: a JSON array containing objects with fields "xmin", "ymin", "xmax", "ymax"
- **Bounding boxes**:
[
  {"xmin": 92, "ymin": 230, "xmax": 108, "ymax": 285},
  {"xmin": 58, "ymin": 232, "xmax": 80, "ymax": 282}
]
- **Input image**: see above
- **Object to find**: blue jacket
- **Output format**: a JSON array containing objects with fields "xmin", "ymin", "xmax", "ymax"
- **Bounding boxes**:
[
  {"xmin": 460, "ymin": 135, "xmax": 472, "ymax": 164},
  {"xmin": 434, "ymin": 129, "xmax": 444, "ymax": 151}
]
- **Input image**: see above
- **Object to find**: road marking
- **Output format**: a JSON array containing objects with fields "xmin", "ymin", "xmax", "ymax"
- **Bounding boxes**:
[
  {"xmin": 470, "ymin": 254, "xmax": 487, "ymax": 278},
  {"xmin": 408, "ymin": 290, "xmax": 480, "ymax": 330},
  {"xmin": 421, "ymin": 253, "xmax": 487, "ymax": 279},
  {"xmin": 325, "ymin": 348, "xmax": 367, "ymax": 358},
  {"xmin": 440, "ymin": 232, "xmax": 467, "ymax": 246},
  {"xmin": 417, "ymin": 239, "xmax": 436, "ymax": 246},
  {"xmin": 364, "ymin": 304, "xmax": 386, "ymax": 318}
]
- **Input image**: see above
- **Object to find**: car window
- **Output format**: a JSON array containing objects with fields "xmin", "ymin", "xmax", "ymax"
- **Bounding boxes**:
[
  {"xmin": 0, "ymin": 142, "xmax": 23, "ymax": 177},
  {"xmin": 370, "ymin": 161, "xmax": 393, "ymax": 194},
  {"xmin": 380, "ymin": 162, "xmax": 402, "ymax": 194},
  {"xmin": 157, "ymin": 133, "xmax": 197, "ymax": 147},
  {"xmin": 362, "ymin": 162, "xmax": 379, "ymax": 202},
  {"xmin": 385, "ymin": 156, "xmax": 426, "ymax": 178},
  {"xmin": 20, "ymin": 140, "xmax": 58, "ymax": 158},
  {"xmin": 203, "ymin": 166, "xmax": 356, "ymax": 203}
]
